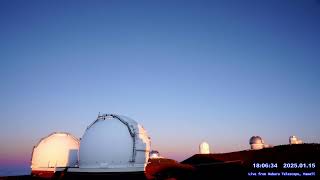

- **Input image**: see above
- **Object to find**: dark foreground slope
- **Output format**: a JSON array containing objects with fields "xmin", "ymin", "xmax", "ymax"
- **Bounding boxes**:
[
  {"xmin": 181, "ymin": 144, "xmax": 320, "ymax": 178},
  {"xmin": 1, "ymin": 144, "xmax": 319, "ymax": 180}
]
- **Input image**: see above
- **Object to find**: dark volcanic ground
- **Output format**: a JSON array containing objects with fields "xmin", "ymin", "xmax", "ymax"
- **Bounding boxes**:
[{"xmin": 1, "ymin": 144, "xmax": 319, "ymax": 179}]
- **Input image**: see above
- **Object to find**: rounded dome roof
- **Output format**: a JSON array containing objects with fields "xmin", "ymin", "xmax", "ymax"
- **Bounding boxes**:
[
  {"xmin": 79, "ymin": 114, "xmax": 151, "ymax": 171},
  {"xmin": 149, "ymin": 150, "xmax": 160, "ymax": 159},
  {"xmin": 150, "ymin": 150, "xmax": 159, "ymax": 154},
  {"xmin": 249, "ymin": 136, "xmax": 264, "ymax": 145},
  {"xmin": 289, "ymin": 135, "xmax": 297, "ymax": 140},
  {"xmin": 200, "ymin": 141, "xmax": 209, "ymax": 146},
  {"xmin": 31, "ymin": 132, "xmax": 79, "ymax": 169}
]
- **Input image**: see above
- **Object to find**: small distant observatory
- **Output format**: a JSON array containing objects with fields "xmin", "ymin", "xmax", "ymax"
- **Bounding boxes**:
[
  {"xmin": 249, "ymin": 136, "xmax": 265, "ymax": 150},
  {"xmin": 31, "ymin": 132, "xmax": 79, "ymax": 175},
  {"xmin": 199, "ymin": 142, "xmax": 210, "ymax": 154},
  {"xmin": 149, "ymin": 150, "xmax": 161, "ymax": 159},
  {"xmin": 75, "ymin": 113, "xmax": 151, "ymax": 173},
  {"xmin": 289, "ymin": 135, "xmax": 303, "ymax": 144}
]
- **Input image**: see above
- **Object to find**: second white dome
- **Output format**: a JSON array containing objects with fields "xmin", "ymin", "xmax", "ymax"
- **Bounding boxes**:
[{"xmin": 79, "ymin": 114, "xmax": 150, "ymax": 171}]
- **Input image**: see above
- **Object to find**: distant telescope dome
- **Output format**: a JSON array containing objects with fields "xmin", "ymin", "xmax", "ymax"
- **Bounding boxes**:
[
  {"xmin": 289, "ymin": 135, "xmax": 303, "ymax": 144},
  {"xmin": 149, "ymin": 150, "xmax": 160, "ymax": 159},
  {"xmin": 199, "ymin": 142, "xmax": 210, "ymax": 154},
  {"xmin": 31, "ymin": 132, "xmax": 80, "ymax": 171},
  {"xmin": 249, "ymin": 136, "xmax": 263, "ymax": 144},
  {"xmin": 79, "ymin": 114, "xmax": 151, "ymax": 172},
  {"xmin": 249, "ymin": 136, "xmax": 264, "ymax": 150},
  {"xmin": 289, "ymin": 136, "xmax": 298, "ymax": 143}
]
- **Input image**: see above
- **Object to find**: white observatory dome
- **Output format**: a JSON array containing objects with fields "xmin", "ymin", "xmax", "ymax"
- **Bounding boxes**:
[
  {"xmin": 79, "ymin": 114, "xmax": 151, "ymax": 172},
  {"xmin": 249, "ymin": 136, "xmax": 264, "ymax": 150},
  {"xmin": 289, "ymin": 135, "xmax": 303, "ymax": 144},
  {"xmin": 199, "ymin": 142, "xmax": 210, "ymax": 154},
  {"xmin": 149, "ymin": 150, "xmax": 160, "ymax": 159},
  {"xmin": 31, "ymin": 132, "xmax": 80, "ymax": 171}
]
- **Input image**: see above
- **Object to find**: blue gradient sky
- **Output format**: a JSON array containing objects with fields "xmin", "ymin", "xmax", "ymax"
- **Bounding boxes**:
[{"xmin": 1, "ymin": 0, "xmax": 320, "ymax": 176}]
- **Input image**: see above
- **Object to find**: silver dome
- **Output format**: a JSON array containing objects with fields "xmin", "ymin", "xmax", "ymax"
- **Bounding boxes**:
[
  {"xmin": 249, "ymin": 136, "xmax": 264, "ymax": 145},
  {"xmin": 149, "ymin": 150, "xmax": 160, "ymax": 159}
]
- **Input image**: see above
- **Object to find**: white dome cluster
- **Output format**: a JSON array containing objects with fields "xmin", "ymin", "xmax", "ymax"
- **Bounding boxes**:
[{"xmin": 31, "ymin": 113, "xmax": 151, "ymax": 174}]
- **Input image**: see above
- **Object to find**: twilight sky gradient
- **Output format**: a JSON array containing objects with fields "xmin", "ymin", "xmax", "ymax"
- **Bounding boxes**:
[{"xmin": 1, "ymin": 0, "xmax": 320, "ymax": 176}]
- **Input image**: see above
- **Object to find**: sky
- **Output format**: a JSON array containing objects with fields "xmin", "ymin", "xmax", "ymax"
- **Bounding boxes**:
[{"xmin": 1, "ymin": 0, "xmax": 320, "ymax": 176}]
